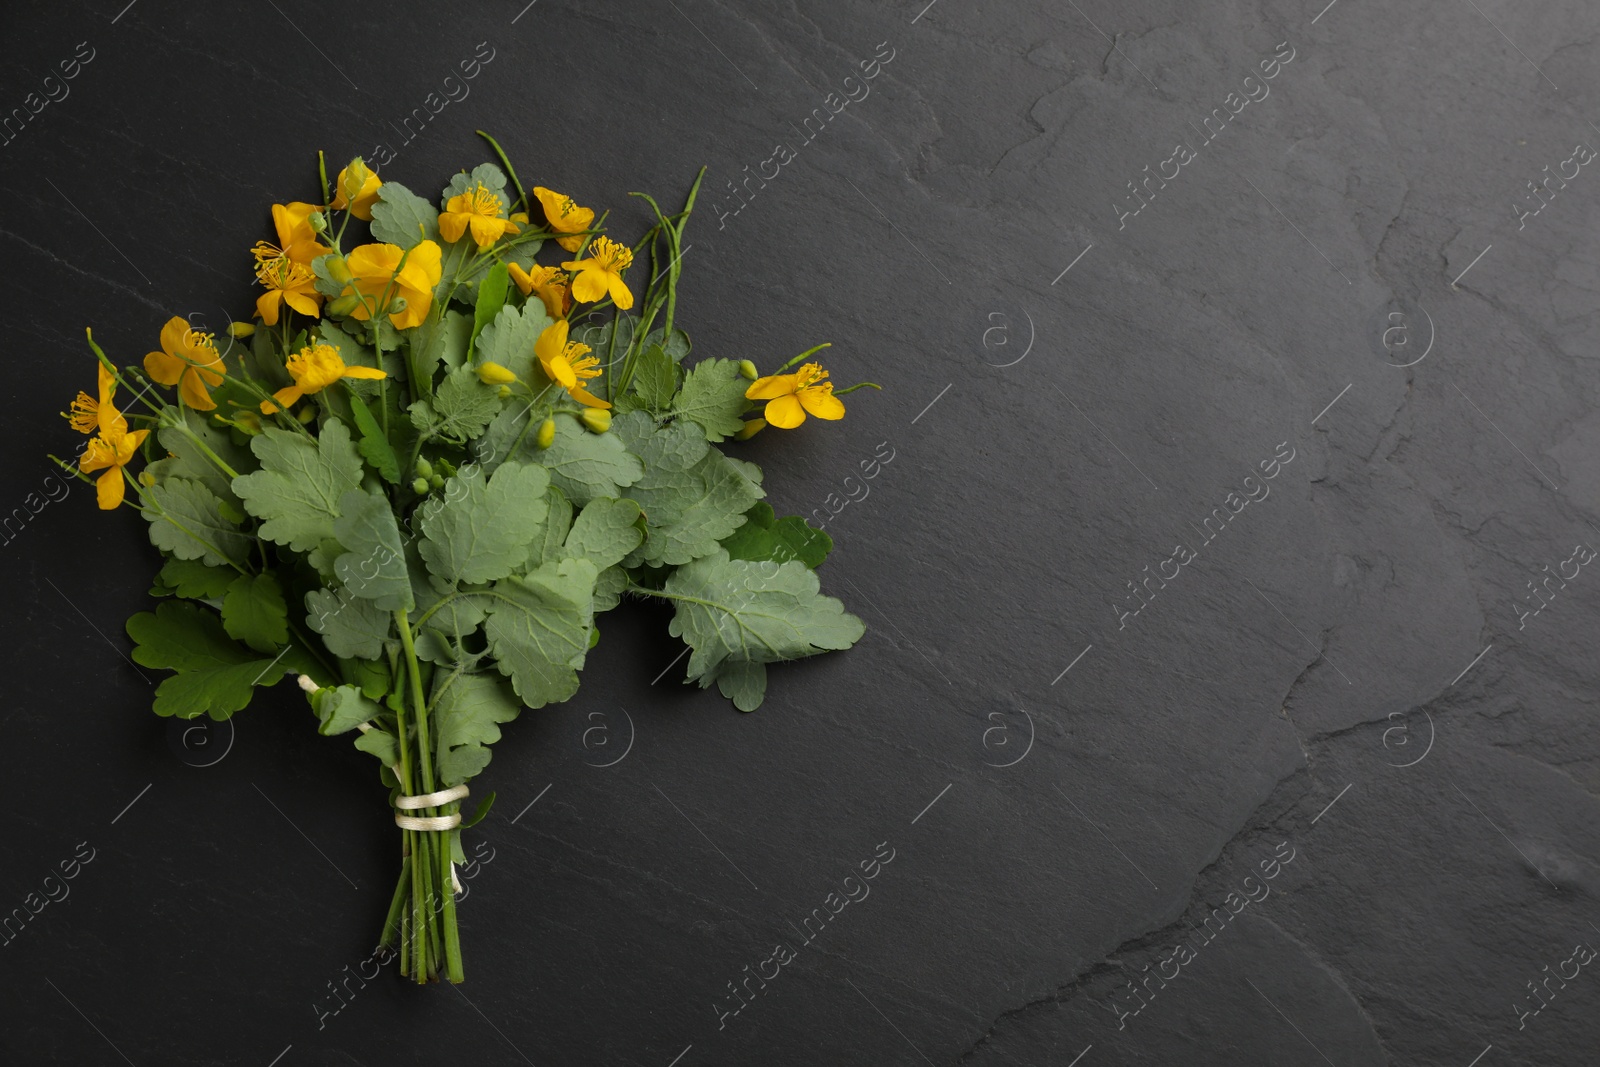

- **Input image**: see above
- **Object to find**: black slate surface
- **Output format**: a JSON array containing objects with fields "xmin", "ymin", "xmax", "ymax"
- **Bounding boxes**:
[{"xmin": 3, "ymin": 1, "xmax": 1599, "ymax": 1064}]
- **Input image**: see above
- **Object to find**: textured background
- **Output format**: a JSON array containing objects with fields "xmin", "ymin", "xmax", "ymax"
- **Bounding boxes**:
[{"xmin": 3, "ymin": 0, "xmax": 1599, "ymax": 1064}]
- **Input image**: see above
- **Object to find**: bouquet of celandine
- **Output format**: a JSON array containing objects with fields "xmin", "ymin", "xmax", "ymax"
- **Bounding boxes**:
[{"xmin": 52, "ymin": 134, "xmax": 872, "ymax": 983}]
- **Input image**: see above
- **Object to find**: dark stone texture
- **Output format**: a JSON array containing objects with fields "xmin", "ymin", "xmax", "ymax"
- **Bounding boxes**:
[{"xmin": 2, "ymin": 0, "xmax": 1598, "ymax": 1064}]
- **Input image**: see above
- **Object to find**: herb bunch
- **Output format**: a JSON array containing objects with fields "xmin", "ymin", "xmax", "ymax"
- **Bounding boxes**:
[{"xmin": 52, "ymin": 134, "xmax": 871, "ymax": 983}]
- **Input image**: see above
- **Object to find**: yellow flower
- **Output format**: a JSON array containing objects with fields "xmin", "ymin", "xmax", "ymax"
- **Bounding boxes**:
[
  {"xmin": 534, "ymin": 320, "xmax": 610, "ymax": 409},
  {"xmin": 744, "ymin": 362, "xmax": 845, "ymax": 428},
  {"xmin": 64, "ymin": 363, "xmax": 117, "ymax": 434},
  {"xmin": 260, "ymin": 343, "xmax": 387, "ymax": 414},
  {"xmin": 439, "ymin": 183, "xmax": 519, "ymax": 249},
  {"xmin": 507, "ymin": 262, "xmax": 572, "ymax": 320},
  {"xmin": 343, "ymin": 240, "xmax": 444, "ymax": 330},
  {"xmin": 533, "ymin": 186, "xmax": 595, "ymax": 253},
  {"xmin": 252, "ymin": 201, "xmax": 330, "ymax": 326},
  {"xmin": 331, "ymin": 159, "xmax": 381, "ymax": 220},
  {"xmin": 145, "ymin": 317, "xmax": 227, "ymax": 411},
  {"xmin": 562, "ymin": 236, "xmax": 634, "ymax": 311},
  {"xmin": 80, "ymin": 424, "xmax": 149, "ymax": 510},
  {"xmin": 77, "ymin": 374, "xmax": 146, "ymax": 510}
]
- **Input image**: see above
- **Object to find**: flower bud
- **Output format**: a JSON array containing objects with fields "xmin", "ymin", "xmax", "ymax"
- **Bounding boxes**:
[
  {"xmin": 536, "ymin": 417, "xmax": 557, "ymax": 449},
  {"xmin": 340, "ymin": 158, "xmax": 374, "ymax": 203},
  {"xmin": 735, "ymin": 417, "xmax": 766, "ymax": 440},
  {"xmin": 429, "ymin": 473, "xmax": 445, "ymax": 490},
  {"xmin": 510, "ymin": 211, "xmax": 530, "ymax": 225},
  {"xmin": 324, "ymin": 255, "xmax": 353, "ymax": 284},
  {"xmin": 138, "ymin": 470, "xmax": 156, "ymax": 487},
  {"xmin": 326, "ymin": 294, "xmax": 361, "ymax": 317},
  {"xmin": 308, "ymin": 210, "xmax": 329, "ymax": 233},
  {"xmin": 477, "ymin": 361, "xmax": 517, "ymax": 385},
  {"xmin": 738, "ymin": 359, "xmax": 759, "ymax": 381},
  {"xmin": 296, "ymin": 674, "xmax": 320, "ymax": 693},
  {"xmin": 498, "ymin": 385, "xmax": 512, "ymax": 399},
  {"xmin": 387, "ymin": 297, "xmax": 408, "ymax": 314},
  {"xmin": 580, "ymin": 408, "xmax": 611, "ymax": 434},
  {"xmin": 297, "ymin": 406, "xmax": 317, "ymax": 424},
  {"xmin": 235, "ymin": 412, "xmax": 262, "ymax": 435},
  {"xmin": 412, "ymin": 476, "xmax": 430, "ymax": 494},
  {"xmin": 228, "ymin": 321, "xmax": 256, "ymax": 338},
  {"xmin": 414, "ymin": 458, "xmax": 433, "ymax": 479}
]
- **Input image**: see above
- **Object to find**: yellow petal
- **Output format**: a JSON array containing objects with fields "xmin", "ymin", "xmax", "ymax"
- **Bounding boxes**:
[
  {"xmin": 283, "ymin": 290, "xmax": 321, "ymax": 318},
  {"xmin": 608, "ymin": 273, "xmax": 634, "ymax": 311},
  {"xmin": 341, "ymin": 365, "xmax": 387, "ymax": 380},
  {"xmin": 568, "ymin": 385, "xmax": 612, "ymax": 409},
  {"xmin": 256, "ymin": 290, "xmax": 283, "ymax": 326},
  {"xmin": 261, "ymin": 385, "xmax": 304, "ymax": 414},
  {"xmin": 439, "ymin": 211, "xmax": 469, "ymax": 244},
  {"xmin": 568, "ymin": 269, "xmax": 608, "ymax": 304},
  {"xmin": 764, "ymin": 394, "xmax": 807, "ymax": 429},
  {"xmin": 745, "ymin": 374, "xmax": 796, "ymax": 400},
  {"xmin": 507, "ymin": 262, "xmax": 535, "ymax": 296},
  {"xmin": 96, "ymin": 468, "xmax": 125, "ymax": 510},
  {"xmin": 798, "ymin": 386, "xmax": 845, "ymax": 420}
]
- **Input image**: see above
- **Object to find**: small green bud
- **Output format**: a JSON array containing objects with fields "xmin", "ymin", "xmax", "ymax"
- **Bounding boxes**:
[
  {"xmin": 325, "ymin": 255, "xmax": 353, "ymax": 284},
  {"xmin": 588, "ymin": 625, "xmax": 600, "ymax": 649},
  {"xmin": 738, "ymin": 359, "xmax": 759, "ymax": 381},
  {"xmin": 297, "ymin": 406, "xmax": 317, "ymax": 424},
  {"xmin": 138, "ymin": 470, "xmax": 156, "ymax": 488},
  {"xmin": 412, "ymin": 477, "xmax": 430, "ymax": 494},
  {"xmin": 326, "ymin": 294, "xmax": 360, "ymax": 317},
  {"xmin": 414, "ymin": 458, "xmax": 433, "ymax": 479},
  {"xmin": 498, "ymin": 384, "xmax": 512, "ymax": 399},
  {"xmin": 387, "ymin": 297, "xmax": 408, "ymax": 314},
  {"xmin": 580, "ymin": 408, "xmax": 611, "ymax": 434},
  {"xmin": 308, "ymin": 210, "xmax": 329, "ymax": 233},
  {"xmin": 429, "ymin": 473, "xmax": 445, "ymax": 490},
  {"xmin": 536, "ymin": 417, "xmax": 557, "ymax": 449}
]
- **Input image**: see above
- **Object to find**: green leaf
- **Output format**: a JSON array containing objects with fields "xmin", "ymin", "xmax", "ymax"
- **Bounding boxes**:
[
  {"xmin": 711, "ymin": 659, "xmax": 767, "ymax": 713},
  {"xmin": 432, "ymin": 672, "xmax": 522, "ymax": 786},
  {"xmin": 333, "ymin": 489, "xmax": 413, "ymax": 610},
  {"xmin": 631, "ymin": 343, "xmax": 679, "ymax": 411},
  {"xmin": 564, "ymin": 497, "xmax": 644, "ymax": 571},
  {"xmin": 311, "ymin": 683, "xmax": 384, "ymax": 736},
  {"xmin": 540, "ymin": 414, "xmax": 644, "ymax": 506},
  {"xmin": 662, "ymin": 548, "xmax": 865, "ymax": 709},
  {"xmin": 475, "ymin": 302, "xmax": 553, "ymax": 383},
  {"xmin": 347, "ymin": 393, "xmax": 401, "ymax": 484},
  {"xmin": 145, "ymin": 477, "xmax": 253, "ymax": 569},
  {"xmin": 612, "ymin": 413, "xmax": 762, "ymax": 566},
  {"xmin": 644, "ymin": 326, "xmax": 692, "ymax": 363},
  {"xmin": 354, "ymin": 728, "xmax": 400, "ymax": 768},
  {"xmin": 234, "ymin": 420, "xmax": 364, "ymax": 552},
  {"xmin": 221, "ymin": 573, "xmax": 288, "ymax": 654},
  {"xmin": 147, "ymin": 409, "xmax": 253, "ymax": 507},
  {"xmin": 127, "ymin": 601, "xmax": 293, "ymax": 719},
  {"xmin": 442, "ymin": 162, "xmax": 509, "ymax": 202},
  {"xmin": 414, "ymin": 365, "xmax": 502, "ymax": 442},
  {"xmin": 418, "ymin": 462, "xmax": 550, "ymax": 587},
  {"xmin": 411, "ymin": 308, "xmax": 473, "ymax": 382},
  {"xmin": 593, "ymin": 564, "xmax": 628, "ymax": 613},
  {"xmin": 155, "ymin": 557, "xmax": 236, "ymax": 600},
  {"xmin": 720, "ymin": 502, "xmax": 833, "ymax": 569},
  {"xmin": 671, "ymin": 358, "xmax": 752, "ymax": 442},
  {"xmin": 472, "ymin": 262, "xmax": 511, "ymax": 354},
  {"xmin": 482, "ymin": 558, "xmax": 598, "ymax": 707},
  {"xmin": 307, "ymin": 586, "xmax": 393, "ymax": 659},
  {"xmin": 525, "ymin": 485, "xmax": 573, "ymax": 569},
  {"xmin": 369, "ymin": 180, "xmax": 442, "ymax": 249}
]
